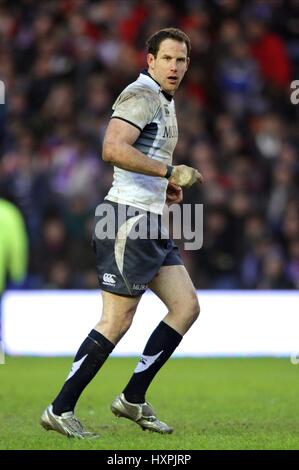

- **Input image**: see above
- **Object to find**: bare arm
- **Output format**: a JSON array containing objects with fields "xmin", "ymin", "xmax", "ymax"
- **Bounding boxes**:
[
  {"xmin": 102, "ymin": 117, "xmax": 204, "ymax": 187},
  {"xmin": 102, "ymin": 118, "xmax": 167, "ymax": 177}
]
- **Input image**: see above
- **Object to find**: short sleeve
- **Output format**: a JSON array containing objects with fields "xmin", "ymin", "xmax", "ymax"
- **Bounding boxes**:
[{"xmin": 111, "ymin": 89, "xmax": 159, "ymax": 131}]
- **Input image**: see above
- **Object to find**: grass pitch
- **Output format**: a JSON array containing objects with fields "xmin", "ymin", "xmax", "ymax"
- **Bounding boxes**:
[{"xmin": 0, "ymin": 357, "xmax": 298, "ymax": 450}]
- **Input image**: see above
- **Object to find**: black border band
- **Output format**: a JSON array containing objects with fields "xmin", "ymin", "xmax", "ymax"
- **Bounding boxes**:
[{"xmin": 110, "ymin": 116, "xmax": 142, "ymax": 132}]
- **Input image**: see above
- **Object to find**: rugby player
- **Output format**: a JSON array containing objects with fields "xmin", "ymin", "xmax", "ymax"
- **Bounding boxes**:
[{"xmin": 41, "ymin": 28, "xmax": 203, "ymax": 438}]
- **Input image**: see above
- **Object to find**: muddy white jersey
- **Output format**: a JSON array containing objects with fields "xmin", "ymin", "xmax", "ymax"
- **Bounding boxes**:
[{"xmin": 105, "ymin": 71, "xmax": 178, "ymax": 214}]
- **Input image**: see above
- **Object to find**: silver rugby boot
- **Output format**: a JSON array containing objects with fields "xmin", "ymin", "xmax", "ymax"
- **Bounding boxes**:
[
  {"xmin": 111, "ymin": 393, "xmax": 173, "ymax": 434},
  {"xmin": 40, "ymin": 405, "xmax": 99, "ymax": 439}
]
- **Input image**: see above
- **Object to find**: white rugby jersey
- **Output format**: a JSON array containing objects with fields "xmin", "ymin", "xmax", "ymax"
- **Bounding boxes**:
[{"xmin": 104, "ymin": 71, "xmax": 178, "ymax": 214}]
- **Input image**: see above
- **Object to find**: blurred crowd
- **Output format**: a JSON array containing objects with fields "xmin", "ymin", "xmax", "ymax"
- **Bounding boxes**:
[{"xmin": 0, "ymin": 0, "xmax": 299, "ymax": 290}]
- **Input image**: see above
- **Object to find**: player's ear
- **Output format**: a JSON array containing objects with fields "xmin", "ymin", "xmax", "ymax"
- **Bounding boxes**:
[
  {"xmin": 186, "ymin": 57, "xmax": 190, "ymax": 71},
  {"xmin": 147, "ymin": 53, "xmax": 155, "ymax": 70}
]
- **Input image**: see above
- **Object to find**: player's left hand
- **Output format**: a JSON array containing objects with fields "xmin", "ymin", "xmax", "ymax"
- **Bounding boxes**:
[{"xmin": 166, "ymin": 182, "xmax": 183, "ymax": 205}]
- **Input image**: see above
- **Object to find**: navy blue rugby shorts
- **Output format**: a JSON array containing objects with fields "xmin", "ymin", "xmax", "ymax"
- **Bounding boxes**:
[{"xmin": 92, "ymin": 200, "xmax": 182, "ymax": 297}]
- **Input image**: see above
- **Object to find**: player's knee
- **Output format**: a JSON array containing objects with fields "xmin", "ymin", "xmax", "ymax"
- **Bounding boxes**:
[
  {"xmin": 97, "ymin": 304, "xmax": 136, "ymax": 341},
  {"xmin": 188, "ymin": 293, "xmax": 200, "ymax": 324}
]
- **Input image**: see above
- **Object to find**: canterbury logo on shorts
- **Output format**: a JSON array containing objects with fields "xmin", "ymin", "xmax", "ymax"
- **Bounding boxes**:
[{"xmin": 103, "ymin": 273, "xmax": 117, "ymax": 285}]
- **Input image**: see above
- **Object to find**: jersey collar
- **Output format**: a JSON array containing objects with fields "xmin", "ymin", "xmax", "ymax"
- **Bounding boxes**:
[{"xmin": 139, "ymin": 70, "xmax": 173, "ymax": 102}]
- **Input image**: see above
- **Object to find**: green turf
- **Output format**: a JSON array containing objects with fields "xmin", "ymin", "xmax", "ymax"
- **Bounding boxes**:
[{"xmin": 0, "ymin": 357, "xmax": 298, "ymax": 450}]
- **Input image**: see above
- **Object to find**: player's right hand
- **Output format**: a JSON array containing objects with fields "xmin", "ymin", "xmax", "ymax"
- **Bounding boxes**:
[{"xmin": 169, "ymin": 165, "xmax": 203, "ymax": 188}]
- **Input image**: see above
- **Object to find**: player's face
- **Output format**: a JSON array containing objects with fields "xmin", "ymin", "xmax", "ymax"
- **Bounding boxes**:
[{"xmin": 147, "ymin": 39, "xmax": 189, "ymax": 95}]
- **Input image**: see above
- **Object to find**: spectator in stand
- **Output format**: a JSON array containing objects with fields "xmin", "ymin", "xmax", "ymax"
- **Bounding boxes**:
[{"xmin": 246, "ymin": 15, "xmax": 292, "ymax": 91}]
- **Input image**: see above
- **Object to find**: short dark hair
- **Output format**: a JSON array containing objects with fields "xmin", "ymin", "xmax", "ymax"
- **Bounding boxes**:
[{"xmin": 146, "ymin": 28, "xmax": 191, "ymax": 58}]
